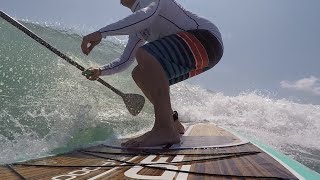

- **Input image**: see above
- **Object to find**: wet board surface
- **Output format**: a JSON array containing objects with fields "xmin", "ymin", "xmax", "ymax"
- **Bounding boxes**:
[{"xmin": 0, "ymin": 123, "xmax": 299, "ymax": 180}]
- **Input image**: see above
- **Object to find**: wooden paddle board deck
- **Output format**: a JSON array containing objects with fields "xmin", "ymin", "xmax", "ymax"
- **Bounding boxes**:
[{"xmin": 0, "ymin": 123, "xmax": 299, "ymax": 179}]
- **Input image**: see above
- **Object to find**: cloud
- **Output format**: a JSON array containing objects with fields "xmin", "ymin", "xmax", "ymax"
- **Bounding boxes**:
[{"xmin": 280, "ymin": 76, "xmax": 320, "ymax": 96}]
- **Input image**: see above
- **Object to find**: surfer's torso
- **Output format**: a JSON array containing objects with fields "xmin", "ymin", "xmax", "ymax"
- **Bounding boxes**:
[{"xmin": 99, "ymin": 0, "xmax": 223, "ymax": 75}]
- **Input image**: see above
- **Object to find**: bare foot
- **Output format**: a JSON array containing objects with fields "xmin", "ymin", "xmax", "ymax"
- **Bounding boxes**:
[
  {"xmin": 121, "ymin": 120, "xmax": 184, "ymax": 147},
  {"xmin": 121, "ymin": 131, "xmax": 150, "ymax": 147},
  {"xmin": 121, "ymin": 122, "xmax": 184, "ymax": 147},
  {"xmin": 122, "ymin": 128, "xmax": 180, "ymax": 147}
]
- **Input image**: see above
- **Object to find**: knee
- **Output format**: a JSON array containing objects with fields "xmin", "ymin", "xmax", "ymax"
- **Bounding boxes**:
[{"xmin": 131, "ymin": 66, "xmax": 141, "ymax": 83}]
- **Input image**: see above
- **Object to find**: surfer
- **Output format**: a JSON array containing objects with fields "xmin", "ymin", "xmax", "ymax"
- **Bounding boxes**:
[{"xmin": 81, "ymin": 0, "xmax": 223, "ymax": 147}]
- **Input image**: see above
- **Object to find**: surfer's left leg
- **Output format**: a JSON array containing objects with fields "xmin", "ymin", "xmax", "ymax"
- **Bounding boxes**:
[
  {"xmin": 131, "ymin": 66, "xmax": 185, "ymax": 134},
  {"xmin": 122, "ymin": 48, "xmax": 180, "ymax": 147}
]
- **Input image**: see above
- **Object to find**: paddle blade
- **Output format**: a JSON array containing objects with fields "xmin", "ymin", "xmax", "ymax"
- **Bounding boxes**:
[{"xmin": 122, "ymin": 94, "xmax": 145, "ymax": 116}]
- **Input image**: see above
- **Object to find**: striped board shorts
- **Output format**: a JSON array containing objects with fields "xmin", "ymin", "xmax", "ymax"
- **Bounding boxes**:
[{"xmin": 141, "ymin": 29, "xmax": 223, "ymax": 85}]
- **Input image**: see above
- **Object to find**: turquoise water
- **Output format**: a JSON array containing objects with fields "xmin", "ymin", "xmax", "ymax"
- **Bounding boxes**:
[{"xmin": 0, "ymin": 18, "xmax": 319, "ymax": 174}]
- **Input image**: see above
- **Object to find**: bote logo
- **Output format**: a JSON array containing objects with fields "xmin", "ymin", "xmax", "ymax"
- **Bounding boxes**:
[
  {"xmin": 52, "ymin": 155, "xmax": 190, "ymax": 180},
  {"xmin": 124, "ymin": 155, "xmax": 191, "ymax": 180}
]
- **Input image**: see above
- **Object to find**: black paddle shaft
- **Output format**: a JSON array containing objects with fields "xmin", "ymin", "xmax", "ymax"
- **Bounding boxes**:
[{"xmin": 0, "ymin": 11, "xmax": 124, "ymax": 96}]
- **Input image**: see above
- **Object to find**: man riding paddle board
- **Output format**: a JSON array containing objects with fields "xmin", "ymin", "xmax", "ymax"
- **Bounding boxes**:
[{"xmin": 81, "ymin": 0, "xmax": 224, "ymax": 147}]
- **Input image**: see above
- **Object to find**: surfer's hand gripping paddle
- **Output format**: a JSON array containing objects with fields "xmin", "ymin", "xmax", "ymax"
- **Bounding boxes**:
[
  {"xmin": 82, "ymin": 68, "xmax": 100, "ymax": 81},
  {"xmin": 0, "ymin": 11, "xmax": 145, "ymax": 116}
]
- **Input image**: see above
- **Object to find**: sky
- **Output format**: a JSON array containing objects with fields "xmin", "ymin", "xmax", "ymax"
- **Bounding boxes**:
[{"xmin": 1, "ymin": 0, "xmax": 320, "ymax": 104}]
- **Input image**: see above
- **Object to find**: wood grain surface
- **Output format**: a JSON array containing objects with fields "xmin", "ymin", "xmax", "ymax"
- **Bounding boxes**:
[{"xmin": 0, "ymin": 123, "xmax": 298, "ymax": 180}]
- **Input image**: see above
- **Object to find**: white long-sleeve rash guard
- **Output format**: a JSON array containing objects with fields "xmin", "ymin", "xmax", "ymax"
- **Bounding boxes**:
[{"xmin": 99, "ymin": 0, "xmax": 223, "ymax": 76}]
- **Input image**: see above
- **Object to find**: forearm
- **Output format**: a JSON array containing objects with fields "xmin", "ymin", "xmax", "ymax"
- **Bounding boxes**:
[{"xmin": 100, "ymin": 36, "xmax": 145, "ymax": 76}]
